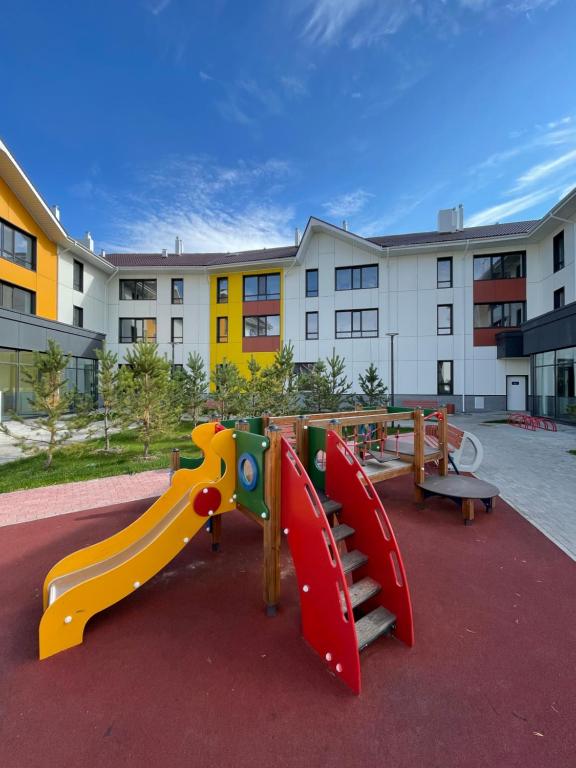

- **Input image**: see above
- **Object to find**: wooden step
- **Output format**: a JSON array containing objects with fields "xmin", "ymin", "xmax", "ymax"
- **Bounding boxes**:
[
  {"xmin": 331, "ymin": 523, "xmax": 355, "ymax": 542},
  {"xmin": 321, "ymin": 497, "xmax": 342, "ymax": 516},
  {"xmin": 355, "ymin": 606, "xmax": 396, "ymax": 651},
  {"xmin": 341, "ymin": 577, "xmax": 381, "ymax": 611},
  {"xmin": 341, "ymin": 549, "xmax": 368, "ymax": 574}
]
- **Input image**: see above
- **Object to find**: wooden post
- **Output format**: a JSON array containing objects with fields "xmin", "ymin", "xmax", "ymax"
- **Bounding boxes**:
[
  {"xmin": 170, "ymin": 448, "xmax": 180, "ymax": 481},
  {"xmin": 413, "ymin": 409, "xmax": 425, "ymax": 503},
  {"xmin": 263, "ymin": 425, "xmax": 282, "ymax": 616},
  {"xmin": 438, "ymin": 406, "xmax": 449, "ymax": 477},
  {"xmin": 295, "ymin": 415, "xmax": 309, "ymax": 461}
]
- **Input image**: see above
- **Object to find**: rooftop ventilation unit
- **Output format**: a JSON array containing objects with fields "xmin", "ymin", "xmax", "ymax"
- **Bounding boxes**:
[
  {"xmin": 52, "ymin": 205, "xmax": 60, "ymax": 221},
  {"xmin": 437, "ymin": 205, "xmax": 464, "ymax": 233},
  {"xmin": 83, "ymin": 231, "xmax": 94, "ymax": 252},
  {"xmin": 161, "ymin": 248, "xmax": 168, "ymax": 258},
  {"xmin": 295, "ymin": 227, "xmax": 301, "ymax": 246},
  {"xmin": 175, "ymin": 236, "xmax": 183, "ymax": 255}
]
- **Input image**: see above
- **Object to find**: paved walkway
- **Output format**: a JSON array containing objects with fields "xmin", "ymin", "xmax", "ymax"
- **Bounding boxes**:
[
  {"xmin": 451, "ymin": 412, "xmax": 576, "ymax": 560},
  {"xmin": 0, "ymin": 469, "xmax": 169, "ymax": 527}
]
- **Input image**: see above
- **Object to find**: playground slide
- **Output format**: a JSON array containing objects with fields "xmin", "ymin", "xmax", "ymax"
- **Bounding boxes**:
[{"xmin": 39, "ymin": 424, "xmax": 236, "ymax": 660}]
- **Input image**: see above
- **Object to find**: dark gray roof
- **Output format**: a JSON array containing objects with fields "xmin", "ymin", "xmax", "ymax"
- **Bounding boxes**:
[
  {"xmin": 368, "ymin": 220, "xmax": 539, "ymax": 247},
  {"xmin": 105, "ymin": 244, "xmax": 298, "ymax": 268},
  {"xmin": 105, "ymin": 218, "xmax": 540, "ymax": 268}
]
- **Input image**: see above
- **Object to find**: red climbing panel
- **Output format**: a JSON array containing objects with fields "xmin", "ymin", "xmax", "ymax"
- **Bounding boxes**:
[
  {"xmin": 326, "ymin": 431, "xmax": 414, "ymax": 648},
  {"xmin": 280, "ymin": 438, "xmax": 361, "ymax": 695}
]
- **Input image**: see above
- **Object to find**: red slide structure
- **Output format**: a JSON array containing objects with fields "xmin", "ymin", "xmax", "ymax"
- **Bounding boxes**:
[{"xmin": 281, "ymin": 430, "xmax": 413, "ymax": 695}]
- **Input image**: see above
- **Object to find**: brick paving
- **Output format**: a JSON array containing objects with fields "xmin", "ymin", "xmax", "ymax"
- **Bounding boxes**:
[
  {"xmin": 451, "ymin": 412, "xmax": 576, "ymax": 561},
  {"xmin": 0, "ymin": 469, "xmax": 169, "ymax": 528}
]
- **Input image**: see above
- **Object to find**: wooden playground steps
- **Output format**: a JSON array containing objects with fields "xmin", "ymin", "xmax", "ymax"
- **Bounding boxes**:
[{"xmin": 320, "ymin": 495, "xmax": 397, "ymax": 653}]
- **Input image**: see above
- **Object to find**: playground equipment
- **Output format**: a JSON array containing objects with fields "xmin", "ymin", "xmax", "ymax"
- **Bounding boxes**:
[
  {"xmin": 424, "ymin": 422, "xmax": 484, "ymax": 474},
  {"xmin": 38, "ymin": 408, "xmax": 418, "ymax": 695}
]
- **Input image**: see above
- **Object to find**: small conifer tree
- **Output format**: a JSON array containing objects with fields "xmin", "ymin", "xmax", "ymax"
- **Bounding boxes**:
[
  {"xmin": 0, "ymin": 339, "xmax": 75, "ymax": 468},
  {"xmin": 183, "ymin": 351, "xmax": 208, "ymax": 424},
  {"xmin": 358, "ymin": 363, "xmax": 388, "ymax": 409},
  {"xmin": 96, "ymin": 345, "xmax": 119, "ymax": 452},
  {"xmin": 210, "ymin": 358, "xmax": 245, "ymax": 421},
  {"xmin": 118, "ymin": 342, "xmax": 180, "ymax": 458}
]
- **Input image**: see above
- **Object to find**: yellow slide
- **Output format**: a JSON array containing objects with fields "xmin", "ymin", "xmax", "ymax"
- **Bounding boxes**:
[{"xmin": 39, "ymin": 424, "xmax": 236, "ymax": 660}]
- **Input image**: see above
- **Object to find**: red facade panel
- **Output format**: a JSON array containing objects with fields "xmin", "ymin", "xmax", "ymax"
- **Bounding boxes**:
[
  {"xmin": 242, "ymin": 299, "xmax": 280, "ymax": 315},
  {"xmin": 474, "ymin": 328, "xmax": 517, "ymax": 347},
  {"xmin": 473, "ymin": 278, "xmax": 526, "ymax": 303},
  {"xmin": 242, "ymin": 336, "xmax": 280, "ymax": 353}
]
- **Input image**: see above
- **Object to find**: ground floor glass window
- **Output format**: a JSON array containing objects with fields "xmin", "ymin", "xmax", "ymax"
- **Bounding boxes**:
[{"xmin": 533, "ymin": 347, "xmax": 576, "ymax": 422}]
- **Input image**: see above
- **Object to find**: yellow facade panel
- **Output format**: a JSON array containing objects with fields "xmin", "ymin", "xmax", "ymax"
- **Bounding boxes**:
[{"xmin": 0, "ymin": 177, "xmax": 58, "ymax": 320}]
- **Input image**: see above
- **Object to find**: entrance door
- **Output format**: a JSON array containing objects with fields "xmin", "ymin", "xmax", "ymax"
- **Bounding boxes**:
[{"xmin": 507, "ymin": 375, "xmax": 527, "ymax": 411}]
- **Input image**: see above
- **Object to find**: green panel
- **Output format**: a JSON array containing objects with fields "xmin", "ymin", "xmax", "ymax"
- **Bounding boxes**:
[
  {"xmin": 180, "ymin": 455, "xmax": 203, "ymax": 470},
  {"xmin": 234, "ymin": 430, "xmax": 270, "ymax": 520},
  {"xmin": 221, "ymin": 417, "xmax": 264, "ymax": 434},
  {"xmin": 307, "ymin": 425, "xmax": 327, "ymax": 492}
]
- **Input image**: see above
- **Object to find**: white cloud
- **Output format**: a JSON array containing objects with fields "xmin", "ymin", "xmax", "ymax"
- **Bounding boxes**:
[
  {"xmin": 514, "ymin": 148, "xmax": 576, "ymax": 190},
  {"xmin": 466, "ymin": 187, "xmax": 559, "ymax": 227},
  {"xmin": 297, "ymin": 0, "xmax": 560, "ymax": 47},
  {"xmin": 322, "ymin": 189, "xmax": 373, "ymax": 218},
  {"xmin": 105, "ymin": 156, "xmax": 295, "ymax": 253},
  {"xmin": 280, "ymin": 76, "xmax": 308, "ymax": 97},
  {"xmin": 148, "ymin": 0, "xmax": 171, "ymax": 15}
]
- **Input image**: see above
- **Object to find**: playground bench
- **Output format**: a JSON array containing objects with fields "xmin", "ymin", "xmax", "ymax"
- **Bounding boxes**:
[
  {"xmin": 424, "ymin": 422, "xmax": 484, "ymax": 474},
  {"xmin": 402, "ymin": 399, "xmax": 455, "ymax": 414}
]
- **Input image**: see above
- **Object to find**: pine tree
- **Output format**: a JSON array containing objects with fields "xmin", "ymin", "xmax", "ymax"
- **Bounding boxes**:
[
  {"xmin": 118, "ymin": 342, "xmax": 180, "ymax": 458},
  {"xmin": 96, "ymin": 345, "xmax": 119, "ymax": 452},
  {"xmin": 245, "ymin": 355, "xmax": 263, "ymax": 416},
  {"xmin": 182, "ymin": 351, "xmax": 208, "ymax": 424},
  {"xmin": 358, "ymin": 363, "xmax": 388, "ymax": 409},
  {"xmin": 0, "ymin": 339, "xmax": 75, "ymax": 468},
  {"xmin": 210, "ymin": 358, "xmax": 245, "ymax": 421},
  {"xmin": 324, "ymin": 348, "xmax": 352, "ymax": 412},
  {"xmin": 300, "ymin": 360, "xmax": 331, "ymax": 413},
  {"xmin": 268, "ymin": 342, "xmax": 299, "ymax": 415}
]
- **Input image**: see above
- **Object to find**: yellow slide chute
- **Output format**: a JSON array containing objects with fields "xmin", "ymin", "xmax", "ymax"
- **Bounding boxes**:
[{"xmin": 39, "ymin": 424, "xmax": 236, "ymax": 660}]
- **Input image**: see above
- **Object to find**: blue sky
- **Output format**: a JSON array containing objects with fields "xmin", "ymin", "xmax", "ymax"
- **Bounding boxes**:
[{"xmin": 1, "ymin": 0, "xmax": 576, "ymax": 253}]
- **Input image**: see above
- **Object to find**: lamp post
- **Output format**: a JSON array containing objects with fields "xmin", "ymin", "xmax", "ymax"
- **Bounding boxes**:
[{"xmin": 386, "ymin": 333, "xmax": 398, "ymax": 407}]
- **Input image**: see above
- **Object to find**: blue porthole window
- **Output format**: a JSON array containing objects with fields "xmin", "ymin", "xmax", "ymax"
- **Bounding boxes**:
[{"xmin": 238, "ymin": 452, "xmax": 258, "ymax": 491}]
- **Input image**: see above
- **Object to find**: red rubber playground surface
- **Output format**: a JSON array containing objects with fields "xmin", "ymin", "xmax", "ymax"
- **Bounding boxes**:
[{"xmin": 1, "ymin": 476, "xmax": 575, "ymax": 768}]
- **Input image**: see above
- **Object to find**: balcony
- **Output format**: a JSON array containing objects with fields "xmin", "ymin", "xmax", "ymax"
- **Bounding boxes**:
[{"xmin": 496, "ymin": 329, "xmax": 525, "ymax": 358}]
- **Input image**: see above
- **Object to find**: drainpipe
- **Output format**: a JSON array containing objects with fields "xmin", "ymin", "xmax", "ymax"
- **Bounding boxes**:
[{"xmin": 462, "ymin": 239, "xmax": 470, "ymax": 414}]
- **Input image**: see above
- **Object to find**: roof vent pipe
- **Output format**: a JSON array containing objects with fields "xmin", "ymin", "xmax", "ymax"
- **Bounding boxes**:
[
  {"xmin": 458, "ymin": 204, "xmax": 464, "ymax": 230},
  {"xmin": 161, "ymin": 248, "xmax": 168, "ymax": 258},
  {"xmin": 100, "ymin": 248, "xmax": 106, "ymax": 258},
  {"xmin": 52, "ymin": 205, "xmax": 60, "ymax": 221},
  {"xmin": 342, "ymin": 220, "xmax": 348, "ymax": 231},
  {"xmin": 295, "ymin": 227, "xmax": 300, "ymax": 246},
  {"xmin": 175, "ymin": 236, "xmax": 183, "ymax": 255},
  {"xmin": 83, "ymin": 231, "xmax": 94, "ymax": 252}
]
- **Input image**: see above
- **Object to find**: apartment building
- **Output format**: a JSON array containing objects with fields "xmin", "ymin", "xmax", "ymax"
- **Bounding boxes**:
[
  {"xmin": 0, "ymin": 140, "xmax": 113, "ymax": 414},
  {"xmin": 0, "ymin": 139, "xmax": 574, "ymax": 420}
]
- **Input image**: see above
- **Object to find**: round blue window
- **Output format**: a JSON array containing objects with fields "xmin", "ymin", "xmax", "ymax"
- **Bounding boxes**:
[{"xmin": 238, "ymin": 452, "xmax": 258, "ymax": 491}]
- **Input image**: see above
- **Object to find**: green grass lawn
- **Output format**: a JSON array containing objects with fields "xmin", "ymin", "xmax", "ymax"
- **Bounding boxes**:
[{"xmin": 0, "ymin": 422, "xmax": 201, "ymax": 494}]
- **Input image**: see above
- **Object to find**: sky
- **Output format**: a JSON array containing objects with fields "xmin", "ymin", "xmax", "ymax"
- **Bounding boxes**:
[{"xmin": 1, "ymin": 0, "xmax": 576, "ymax": 254}]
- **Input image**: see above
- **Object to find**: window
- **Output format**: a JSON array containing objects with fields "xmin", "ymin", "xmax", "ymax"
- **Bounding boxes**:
[
  {"xmin": 73, "ymin": 260, "xmax": 84, "ymax": 292},
  {"xmin": 294, "ymin": 362, "xmax": 315, "ymax": 376},
  {"xmin": 437, "ymin": 304, "xmax": 453, "ymax": 335},
  {"xmin": 243, "ymin": 273, "xmax": 280, "ymax": 302},
  {"xmin": 437, "ymin": 361, "xmax": 453, "ymax": 395},
  {"xmin": 119, "ymin": 279, "xmax": 157, "ymax": 300},
  {"xmin": 73, "ymin": 306, "xmax": 83, "ymax": 328},
  {"xmin": 335, "ymin": 265, "xmax": 378, "ymax": 291},
  {"xmin": 119, "ymin": 318, "xmax": 157, "ymax": 343},
  {"xmin": 306, "ymin": 269, "xmax": 318, "ymax": 297},
  {"xmin": 335, "ymin": 309, "xmax": 378, "ymax": 338},
  {"xmin": 473, "ymin": 251, "xmax": 526, "ymax": 281},
  {"xmin": 473, "ymin": 302, "xmax": 526, "ymax": 328},
  {"xmin": 243, "ymin": 315, "xmax": 280, "ymax": 337},
  {"xmin": 0, "ymin": 219, "xmax": 35, "ymax": 270},
  {"xmin": 554, "ymin": 287, "xmax": 565, "ymax": 309},
  {"xmin": 553, "ymin": 231, "xmax": 565, "ymax": 272},
  {"xmin": 171, "ymin": 278, "xmax": 184, "ymax": 304},
  {"xmin": 306, "ymin": 311, "xmax": 319, "ymax": 340},
  {"xmin": 171, "ymin": 317, "xmax": 183, "ymax": 343},
  {"xmin": 217, "ymin": 317, "xmax": 228, "ymax": 343},
  {"xmin": 437, "ymin": 257, "xmax": 452, "ymax": 288},
  {"xmin": 0, "ymin": 280, "xmax": 35, "ymax": 314},
  {"xmin": 217, "ymin": 277, "xmax": 228, "ymax": 304}
]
